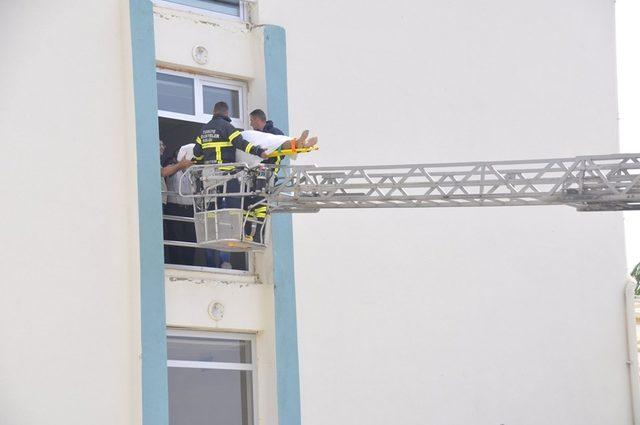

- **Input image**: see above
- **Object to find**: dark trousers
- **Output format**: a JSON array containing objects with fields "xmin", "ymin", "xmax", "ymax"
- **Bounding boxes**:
[
  {"xmin": 162, "ymin": 204, "xmax": 171, "ymax": 264},
  {"xmin": 164, "ymin": 203, "xmax": 196, "ymax": 266},
  {"xmin": 218, "ymin": 177, "xmax": 241, "ymax": 209},
  {"xmin": 244, "ymin": 195, "xmax": 266, "ymax": 244}
]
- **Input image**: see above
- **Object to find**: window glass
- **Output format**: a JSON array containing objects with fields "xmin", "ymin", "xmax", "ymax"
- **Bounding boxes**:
[
  {"xmin": 156, "ymin": 70, "xmax": 246, "ymax": 126},
  {"xmin": 203, "ymin": 85, "xmax": 240, "ymax": 118},
  {"xmin": 157, "ymin": 73, "xmax": 195, "ymax": 115},
  {"xmin": 167, "ymin": 333, "xmax": 255, "ymax": 425},
  {"xmin": 167, "ymin": 336, "xmax": 251, "ymax": 363},
  {"xmin": 164, "ymin": 0, "xmax": 241, "ymax": 17},
  {"xmin": 168, "ymin": 368, "xmax": 253, "ymax": 425}
]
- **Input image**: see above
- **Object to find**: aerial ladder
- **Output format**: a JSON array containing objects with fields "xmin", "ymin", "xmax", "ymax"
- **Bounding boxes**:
[{"xmin": 174, "ymin": 153, "xmax": 640, "ymax": 252}]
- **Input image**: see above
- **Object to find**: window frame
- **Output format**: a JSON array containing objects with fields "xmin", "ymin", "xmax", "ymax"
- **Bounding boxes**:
[
  {"xmin": 164, "ymin": 261, "xmax": 255, "ymax": 276},
  {"xmin": 157, "ymin": 68, "xmax": 248, "ymax": 129},
  {"xmin": 158, "ymin": 70, "xmax": 253, "ymax": 275},
  {"xmin": 167, "ymin": 329, "xmax": 259, "ymax": 425},
  {"xmin": 156, "ymin": 71, "xmax": 197, "ymax": 117},
  {"xmin": 153, "ymin": 0, "xmax": 246, "ymax": 22}
]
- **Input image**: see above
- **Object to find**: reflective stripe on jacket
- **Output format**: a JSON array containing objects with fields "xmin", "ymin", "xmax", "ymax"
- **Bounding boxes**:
[{"xmin": 193, "ymin": 115, "xmax": 265, "ymax": 166}]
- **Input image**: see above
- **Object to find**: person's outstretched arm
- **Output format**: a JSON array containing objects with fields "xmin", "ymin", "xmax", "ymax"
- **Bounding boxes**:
[
  {"xmin": 229, "ymin": 129, "xmax": 268, "ymax": 158},
  {"xmin": 161, "ymin": 158, "xmax": 192, "ymax": 177}
]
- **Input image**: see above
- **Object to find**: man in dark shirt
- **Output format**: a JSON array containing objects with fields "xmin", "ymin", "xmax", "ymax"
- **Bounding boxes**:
[
  {"xmin": 250, "ymin": 109, "xmax": 285, "ymax": 174},
  {"xmin": 250, "ymin": 108, "xmax": 283, "ymax": 135},
  {"xmin": 195, "ymin": 103, "xmax": 267, "ymax": 166},
  {"xmin": 194, "ymin": 102, "xmax": 267, "ymax": 209},
  {"xmin": 245, "ymin": 109, "xmax": 285, "ymax": 245},
  {"xmin": 195, "ymin": 102, "xmax": 267, "ymax": 268}
]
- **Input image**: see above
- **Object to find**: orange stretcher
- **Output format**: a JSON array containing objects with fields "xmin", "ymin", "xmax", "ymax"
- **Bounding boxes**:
[{"xmin": 266, "ymin": 146, "xmax": 319, "ymax": 158}]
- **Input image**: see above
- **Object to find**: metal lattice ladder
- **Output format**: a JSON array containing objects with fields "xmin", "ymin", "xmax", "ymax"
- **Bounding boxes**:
[
  {"xmin": 267, "ymin": 154, "xmax": 640, "ymax": 212},
  {"xmin": 180, "ymin": 154, "xmax": 640, "ymax": 251}
]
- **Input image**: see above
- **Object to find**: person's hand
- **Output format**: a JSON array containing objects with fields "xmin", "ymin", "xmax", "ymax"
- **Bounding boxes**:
[
  {"xmin": 260, "ymin": 152, "xmax": 269, "ymax": 159},
  {"xmin": 178, "ymin": 158, "xmax": 193, "ymax": 170}
]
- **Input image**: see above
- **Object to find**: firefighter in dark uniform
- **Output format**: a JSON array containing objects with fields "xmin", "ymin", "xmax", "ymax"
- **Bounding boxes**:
[
  {"xmin": 250, "ymin": 108, "xmax": 285, "ymax": 171},
  {"xmin": 194, "ymin": 102, "xmax": 266, "ymax": 266},
  {"xmin": 245, "ymin": 109, "xmax": 284, "ymax": 243},
  {"xmin": 193, "ymin": 102, "xmax": 267, "ymax": 209}
]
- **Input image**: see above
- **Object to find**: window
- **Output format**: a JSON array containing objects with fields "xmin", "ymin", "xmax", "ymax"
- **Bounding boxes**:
[
  {"xmin": 154, "ymin": 0, "xmax": 244, "ymax": 20},
  {"xmin": 158, "ymin": 69, "xmax": 251, "ymax": 272},
  {"xmin": 157, "ymin": 73, "xmax": 196, "ymax": 115},
  {"xmin": 203, "ymin": 85, "xmax": 240, "ymax": 119},
  {"xmin": 157, "ymin": 69, "xmax": 247, "ymax": 129},
  {"xmin": 167, "ymin": 331, "xmax": 257, "ymax": 425}
]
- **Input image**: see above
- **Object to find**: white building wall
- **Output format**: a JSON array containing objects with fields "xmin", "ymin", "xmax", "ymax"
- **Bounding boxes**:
[
  {"xmin": 0, "ymin": 2, "xmax": 633, "ymax": 424},
  {"xmin": 165, "ymin": 269, "xmax": 277, "ymax": 425},
  {"xmin": 153, "ymin": 7, "xmax": 279, "ymax": 425},
  {"xmin": 153, "ymin": 5, "xmax": 268, "ymax": 114},
  {"xmin": 258, "ymin": 1, "xmax": 632, "ymax": 424},
  {"xmin": 0, "ymin": 1, "xmax": 142, "ymax": 425}
]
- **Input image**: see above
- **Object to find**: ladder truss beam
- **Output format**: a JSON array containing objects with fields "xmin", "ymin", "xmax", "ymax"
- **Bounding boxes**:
[{"xmin": 267, "ymin": 154, "xmax": 640, "ymax": 212}]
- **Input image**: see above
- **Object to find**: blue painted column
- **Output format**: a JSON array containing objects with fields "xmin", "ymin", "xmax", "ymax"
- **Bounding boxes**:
[
  {"xmin": 264, "ymin": 25, "xmax": 302, "ymax": 425},
  {"xmin": 129, "ymin": 1, "xmax": 169, "ymax": 425}
]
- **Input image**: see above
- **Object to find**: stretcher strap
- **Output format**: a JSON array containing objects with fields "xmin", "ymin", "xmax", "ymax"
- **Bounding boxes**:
[{"xmin": 266, "ymin": 146, "xmax": 319, "ymax": 158}]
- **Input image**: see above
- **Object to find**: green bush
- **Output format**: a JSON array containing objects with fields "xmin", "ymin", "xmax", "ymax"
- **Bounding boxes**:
[{"xmin": 632, "ymin": 262, "xmax": 640, "ymax": 296}]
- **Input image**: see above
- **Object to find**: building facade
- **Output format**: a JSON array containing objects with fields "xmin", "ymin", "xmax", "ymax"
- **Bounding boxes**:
[{"xmin": 1, "ymin": 1, "xmax": 637, "ymax": 425}]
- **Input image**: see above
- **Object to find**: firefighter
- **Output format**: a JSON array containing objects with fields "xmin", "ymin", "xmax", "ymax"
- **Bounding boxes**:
[
  {"xmin": 246, "ymin": 109, "xmax": 285, "ymax": 244},
  {"xmin": 250, "ymin": 108, "xmax": 285, "ymax": 172},
  {"xmin": 194, "ymin": 101, "xmax": 267, "ymax": 268},
  {"xmin": 193, "ymin": 101, "xmax": 268, "ymax": 209},
  {"xmin": 249, "ymin": 108, "xmax": 283, "ymax": 134}
]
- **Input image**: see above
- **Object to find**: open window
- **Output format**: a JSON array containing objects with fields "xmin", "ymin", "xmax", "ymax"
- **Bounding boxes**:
[{"xmin": 157, "ymin": 69, "xmax": 251, "ymax": 272}]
